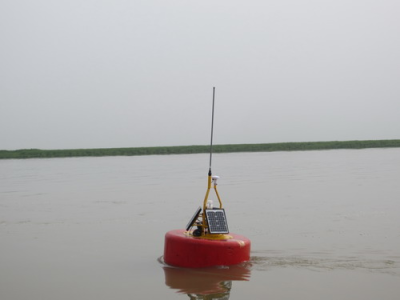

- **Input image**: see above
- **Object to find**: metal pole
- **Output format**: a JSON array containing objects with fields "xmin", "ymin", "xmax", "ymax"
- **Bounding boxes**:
[{"xmin": 209, "ymin": 87, "xmax": 215, "ymax": 176}]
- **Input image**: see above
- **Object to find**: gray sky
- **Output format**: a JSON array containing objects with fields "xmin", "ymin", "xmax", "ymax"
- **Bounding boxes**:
[{"xmin": 1, "ymin": 0, "xmax": 399, "ymax": 150}]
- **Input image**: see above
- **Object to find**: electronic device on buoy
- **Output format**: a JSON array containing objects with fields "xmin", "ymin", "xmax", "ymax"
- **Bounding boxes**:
[{"xmin": 163, "ymin": 87, "xmax": 251, "ymax": 268}]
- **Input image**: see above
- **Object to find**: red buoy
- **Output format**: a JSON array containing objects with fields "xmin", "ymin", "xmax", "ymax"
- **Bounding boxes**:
[
  {"xmin": 164, "ymin": 229, "xmax": 251, "ymax": 268},
  {"xmin": 162, "ymin": 88, "xmax": 251, "ymax": 268}
]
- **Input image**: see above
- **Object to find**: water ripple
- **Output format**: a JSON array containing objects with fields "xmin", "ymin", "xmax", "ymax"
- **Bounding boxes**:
[{"xmin": 250, "ymin": 253, "xmax": 400, "ymax": 276}]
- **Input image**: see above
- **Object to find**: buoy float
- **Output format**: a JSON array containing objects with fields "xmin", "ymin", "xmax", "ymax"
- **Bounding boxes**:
[
  {"xmin": 163, "ymin": 87, "xmax": 251, "ymax": 268},
  {"xmin": 164, "ymin": 229, "xmax": 251, "ymax": 268}
]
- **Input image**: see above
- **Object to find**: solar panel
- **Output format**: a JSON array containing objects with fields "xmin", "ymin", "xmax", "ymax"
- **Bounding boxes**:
[
  {"xmin": 205, "ymin": 209, "xmax": 229, "ymax": 234},
  {"xmin": 186, "ymin": 206, "xmax": 202, "ymax": 231}
]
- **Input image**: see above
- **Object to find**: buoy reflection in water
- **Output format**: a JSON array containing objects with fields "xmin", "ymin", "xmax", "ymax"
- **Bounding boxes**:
[{"xmin": 162, "ymin": 262, "xmax": 251, "ymax": 299}]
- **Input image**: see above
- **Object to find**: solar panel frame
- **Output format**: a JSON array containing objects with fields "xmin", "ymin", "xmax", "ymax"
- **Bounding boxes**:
[
  {"xmin": 185, "ymin": 206, "xmax": 202, "ymax": 231},
  {"xmin": 205, "ymin": 209, "xmax": 229, "ymax": 234}
]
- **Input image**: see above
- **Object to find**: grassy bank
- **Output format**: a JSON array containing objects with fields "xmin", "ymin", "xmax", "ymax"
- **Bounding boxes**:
[{"xmin": 1, "ymin": 139, "xmax": 400, "ymax": 159}]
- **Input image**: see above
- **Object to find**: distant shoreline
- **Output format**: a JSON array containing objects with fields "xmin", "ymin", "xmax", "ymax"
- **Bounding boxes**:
[{"xmin": 1, "ymin": 139, "xmax": 400, "ymax": 159}]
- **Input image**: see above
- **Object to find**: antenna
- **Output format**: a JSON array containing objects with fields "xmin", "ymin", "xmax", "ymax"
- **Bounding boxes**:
[{"xmin": 209, "ymin": 87, "xmax": 216, "ymax": 176}]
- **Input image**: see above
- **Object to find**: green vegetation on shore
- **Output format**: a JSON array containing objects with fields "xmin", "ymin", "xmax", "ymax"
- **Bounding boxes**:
[{"xmin": 1, "ymin": 139, "xmax": 400, "ymax": 159}]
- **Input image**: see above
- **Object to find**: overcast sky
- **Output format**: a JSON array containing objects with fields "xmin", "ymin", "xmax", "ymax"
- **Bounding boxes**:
[{"xmin": 1, "ymin": 0, "xmax": 399, "ymax": 150}]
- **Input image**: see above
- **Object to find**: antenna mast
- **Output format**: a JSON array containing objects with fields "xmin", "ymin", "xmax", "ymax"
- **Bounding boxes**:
[{"xmin": 209, "ymin": 87, "xmax": 216, "ymax": 176}]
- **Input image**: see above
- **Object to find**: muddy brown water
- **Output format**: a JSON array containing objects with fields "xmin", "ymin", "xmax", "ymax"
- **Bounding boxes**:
[{"xmin": 1, "ymin": 149, "xmax": 399, "ymax": 299}]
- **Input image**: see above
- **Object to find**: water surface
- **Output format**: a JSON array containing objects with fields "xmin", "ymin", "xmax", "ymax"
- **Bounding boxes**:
[{"xmin": 1, "ymin": 149, "xmax": 399, "ymax": 299}]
